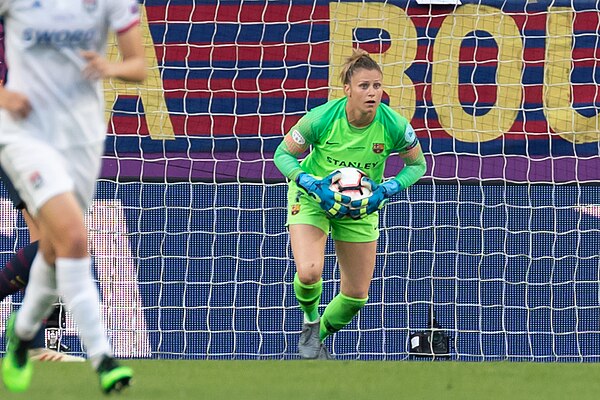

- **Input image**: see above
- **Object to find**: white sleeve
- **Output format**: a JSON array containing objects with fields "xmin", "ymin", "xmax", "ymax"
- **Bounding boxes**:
[
  {"xmin": 0, "ymin": 0, "xmax": 10, "ymax": 16},
  {"xmin": 107, "ymin": 0, "xmax": 140, "ymax": 34}
]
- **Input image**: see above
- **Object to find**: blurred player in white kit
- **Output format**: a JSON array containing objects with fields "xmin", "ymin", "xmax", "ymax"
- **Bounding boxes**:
[{"xmin": 0, "ymin": 0, "xmax": 146, "ymax": 393}]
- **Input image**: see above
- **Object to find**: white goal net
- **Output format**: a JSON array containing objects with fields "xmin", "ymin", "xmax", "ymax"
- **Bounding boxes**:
[{"xmin": 1, "ymin": 0, "xmax": 599, "ymax": 361}]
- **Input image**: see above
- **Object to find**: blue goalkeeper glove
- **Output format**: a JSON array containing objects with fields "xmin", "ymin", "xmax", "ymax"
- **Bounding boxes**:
[
  {"xmin": 349, "ymin": 177, "xmax": 402, "ymax": 219},
  {"xmin": 296, "ymin": 172, "xmax": 351, "ymax": 219}
]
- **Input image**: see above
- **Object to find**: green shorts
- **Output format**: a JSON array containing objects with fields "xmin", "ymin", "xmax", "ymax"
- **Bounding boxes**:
[{"xmin": 286, "ymin": 184, "xmax": 379, "ymax": 243}]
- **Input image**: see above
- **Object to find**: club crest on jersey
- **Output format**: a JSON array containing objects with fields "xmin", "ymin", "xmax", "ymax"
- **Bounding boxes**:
[
  {"xmin": 29, "ymin": 171, "xmax": 43, "ymax": 189},
  {"xmin": 291, "ymin": 204, "xmax": 301, "ymax": 215},
  {"xmin": 372, "ymin": 143, "xmax": 384, "ymax": 154},
  {"xmin": 83, "ymin": 0, "xmax": 97, "ymax": 12}
]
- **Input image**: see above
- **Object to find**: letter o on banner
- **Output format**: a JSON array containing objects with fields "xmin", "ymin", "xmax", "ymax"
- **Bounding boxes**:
[{"xmin": 432, "ymin": 4, "xmax": 523, "ymax": 143}]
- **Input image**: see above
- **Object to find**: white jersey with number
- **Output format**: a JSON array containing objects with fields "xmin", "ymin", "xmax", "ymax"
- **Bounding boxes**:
[{"xmin": 0, "ymin": 0, "xmax": 139, "ymax": 148}]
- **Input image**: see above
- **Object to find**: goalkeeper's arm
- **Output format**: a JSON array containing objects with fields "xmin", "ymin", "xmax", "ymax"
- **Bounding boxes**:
[
  {"xmin": 273, "ymin": 132, "xmax": 309, "ymax": 181},
  {"xmin": 274, "ymin": 132, "xmax": 350, "ymax": 218},
  {"xmin": 393, "ymin": 141, "xmax": 427, "ymax": 190}
]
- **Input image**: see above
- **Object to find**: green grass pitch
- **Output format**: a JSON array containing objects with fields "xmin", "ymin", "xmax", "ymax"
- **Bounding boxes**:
[{"xmin": 2, "ymin": 359, "xmax": 599, "ymax": 400}]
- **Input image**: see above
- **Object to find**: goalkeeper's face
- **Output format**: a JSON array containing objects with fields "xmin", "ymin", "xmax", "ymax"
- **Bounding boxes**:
[{"xmin": 344, "ymin": 68, "xmax": 383, "ymax": 117}]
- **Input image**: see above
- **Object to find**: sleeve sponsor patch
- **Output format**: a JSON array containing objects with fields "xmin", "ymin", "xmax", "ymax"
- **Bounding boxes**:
[
  {"xmin": 404, "ymin": 124, "xmax": 418, "ymax": 150},
  {"xmin": 291, "ymin": 129, "xmax": 306, "ymax": 145},
  {"xmin": 404, "ymin": 125, "xmax": 416, "ymax": 143}
]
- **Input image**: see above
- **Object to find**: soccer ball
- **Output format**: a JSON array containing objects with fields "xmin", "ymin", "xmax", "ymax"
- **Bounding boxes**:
[{"xmin": 329, "ymin": 167, "xmax": 372, "ymax": 208}]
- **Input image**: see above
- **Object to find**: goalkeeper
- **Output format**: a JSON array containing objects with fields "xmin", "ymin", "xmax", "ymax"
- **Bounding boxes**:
[{"xmin": 274, "ymin": 48, "xmax": 426, "ymax": 359}]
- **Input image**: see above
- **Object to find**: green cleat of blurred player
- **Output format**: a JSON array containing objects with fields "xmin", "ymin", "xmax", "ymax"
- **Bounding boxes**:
[
  {"xmin": 97, "ymin": 357, "xmax": 134, "ymax": 394},
  {"xmin": 2, "ymin": 314, "xmax": 33, "ymax": 393}
]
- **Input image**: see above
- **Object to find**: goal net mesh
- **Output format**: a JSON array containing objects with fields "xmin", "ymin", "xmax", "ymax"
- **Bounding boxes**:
[{"xmin": 1, "ymin": 0, "xmax": 599, "ymax": 361}]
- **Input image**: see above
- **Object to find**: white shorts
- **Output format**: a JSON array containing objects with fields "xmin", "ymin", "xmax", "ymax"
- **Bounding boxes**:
[{"xmin": 0, "ymin": 138, "xmax": 103, "ymax": 216}]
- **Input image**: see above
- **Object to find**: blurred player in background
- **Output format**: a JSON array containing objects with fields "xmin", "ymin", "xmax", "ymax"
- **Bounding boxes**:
[
  {"xmin": 0, "ymin": 0, "xmax": 146, "ymax": 393},
  {"xmin": 0, "ymin": 21, "xmax": 83, "ymax": 363},
  {"xmin": 274, "ymin": 48, "xmax": 427, "ymax": 359}
]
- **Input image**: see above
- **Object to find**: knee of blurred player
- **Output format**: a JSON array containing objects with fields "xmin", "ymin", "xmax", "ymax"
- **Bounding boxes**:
[
  {"xmin": 36, "ymin": 194, "xmax": 89, "ymax": 258},
  {"xmin": 274, "ymin": 48, "xmax": 426, "ymax": 360}
]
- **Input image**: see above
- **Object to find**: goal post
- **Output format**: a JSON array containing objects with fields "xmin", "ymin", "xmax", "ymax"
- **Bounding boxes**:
[{"xmin": 2, "ymin": 0, "xmax": 600, "ymax": 361}]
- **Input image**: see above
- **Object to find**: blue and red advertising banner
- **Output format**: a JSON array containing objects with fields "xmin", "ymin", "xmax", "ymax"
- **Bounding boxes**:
[
  {"xmin": 95, "ymin": 0, "xmax": 600, "ymax": 183},
  {"xmin": 2, "ymin": 1, "xmax": 599, "ymax": 182}
]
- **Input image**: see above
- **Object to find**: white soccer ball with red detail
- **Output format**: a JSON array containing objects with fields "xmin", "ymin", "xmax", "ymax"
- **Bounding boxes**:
[{"xmin": 329, "ymin": 167, "xmax": 372, "ymax": 208}]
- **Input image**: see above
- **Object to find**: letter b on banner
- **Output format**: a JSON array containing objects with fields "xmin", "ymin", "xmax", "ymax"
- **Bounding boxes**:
[{"xmin": 329, "ymin": 2, "xmax": 417, "ymax": 121}]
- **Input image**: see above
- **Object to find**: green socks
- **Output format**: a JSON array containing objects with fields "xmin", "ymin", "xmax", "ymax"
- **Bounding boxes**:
[
  {"xmin": 320, "ymin": 293, "xmax": 368, "ymax": 341},
  {"xmin": 293, "ymin": 273, "xmax": 322, "ymax": 322},
  {"xmin": 294, "ymin": 273, "xmax": 368, "ymax": 340}
]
